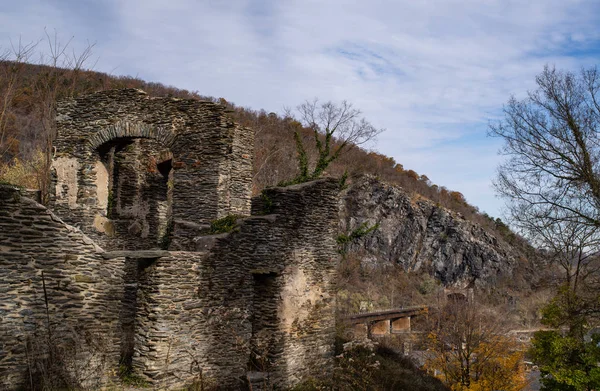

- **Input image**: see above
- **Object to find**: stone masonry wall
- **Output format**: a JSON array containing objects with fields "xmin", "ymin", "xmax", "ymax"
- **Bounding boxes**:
[
  {"xmin": 50, "ymin": 89, "xmax": 253, "ymax": 251},
  {"xmin": 0, "ymin": 179, "xmax": 339, "ymax": 390},
  {"xmin": 127, "ymin": 178, "xmax": 340, "ymax": 389},
  {"xmin": 105, "ymin": 138, "xmax": 171, "ymax": 250},
  {"xmin": 2, "ymin": 88, "xmax": 339, "ymax": 390},
  {"xmin": 0, "ymin": 185, "xmax": 126, "ymax": 389}
]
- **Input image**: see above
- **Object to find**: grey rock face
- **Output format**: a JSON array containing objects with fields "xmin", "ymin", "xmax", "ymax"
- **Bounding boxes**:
[{"xmin": 340, "ymin": 176, "xmax": 523, "ymax": 288}]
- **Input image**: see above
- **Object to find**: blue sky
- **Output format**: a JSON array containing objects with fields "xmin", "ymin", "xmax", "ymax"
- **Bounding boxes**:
[{"xmin": 2, "ymin": 0, "xmax": 600, "ymax": 217}]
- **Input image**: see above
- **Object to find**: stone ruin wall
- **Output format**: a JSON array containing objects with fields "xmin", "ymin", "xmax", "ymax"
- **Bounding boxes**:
[
  {"xmin": 129, "ymin": 179, "xmax": 339, "ymax": 389},
  {"xmin": 50, "ymin": 89, "xmax": 254, "ymax": 251},
  {"xmin": 0, "ymin": 179, "xmax": 339, "ymax": 389},
  {"xmin": 0, "ymin": 89, "xmax": 340, "ymax": 389},
  {"xmin": 0, "ymin": 185, "xmax": 125, "ymax": 389}
]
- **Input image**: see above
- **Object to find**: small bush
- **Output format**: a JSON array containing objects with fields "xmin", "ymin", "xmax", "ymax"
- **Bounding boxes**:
[
  {"xmin": 417, "ymin": 276, "xmax": 439, "ymax": 295},
  {"xmin": 209, "ymin": 215, "xmax": 242, "ymax": 234},
  {"xmin": 260, "ymin": 191, "xmax": 274, "ymax": 214}
]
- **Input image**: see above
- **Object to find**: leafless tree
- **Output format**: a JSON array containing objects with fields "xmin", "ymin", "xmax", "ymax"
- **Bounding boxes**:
[
  {"xmin": 0, "ymin": 38, "xmax": 38, "ymax": 160},
  {"xmin": 34, "ymin": 29, "xmax": 96, "ymax": 202},
  {"xmin": 491, "ymin": 65, "xmax": 600, "ymax": 231},
  {"xmin": 522, "ymin": 213, "xmax": 600, "ymax": 291},
  {"xmin": 0, "ymin": 30, "xmax": 96, "ymax": 202},
  {"xmin": 491, "ymin": 65, "xmax": 600, "ymax": 336},
  {"xmin": 287, "ymin": 99, "xmax": 384, "ymax": 182}
]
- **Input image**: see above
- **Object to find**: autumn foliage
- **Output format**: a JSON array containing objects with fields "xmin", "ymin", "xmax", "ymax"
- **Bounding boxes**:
[{"xmin": 425, "ymin": 300, "xmax": 528, "ymax": 391}]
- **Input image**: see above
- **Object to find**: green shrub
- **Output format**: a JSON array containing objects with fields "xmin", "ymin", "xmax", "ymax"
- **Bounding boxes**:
[
  {"xmin": 209, "ymin": 215, "xmax": 242, "ymax": 234},
  {"xmin": 417, "ymin": 276, "xmax": 438, "ymax": 295},
  {"xmin": 260, "ymin": 191, "xmax": 274, "ymax": 214}
]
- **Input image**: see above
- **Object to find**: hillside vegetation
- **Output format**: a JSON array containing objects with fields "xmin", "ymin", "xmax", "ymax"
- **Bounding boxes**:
[{"xmin": 0, "ymin": 60, "xmax": 528, "ymax": 252}]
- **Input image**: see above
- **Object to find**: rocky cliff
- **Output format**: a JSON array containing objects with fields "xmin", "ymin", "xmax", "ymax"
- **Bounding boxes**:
[{"xmin": 340, "ymin": 176, "xmax": 534, "ymax": 289}]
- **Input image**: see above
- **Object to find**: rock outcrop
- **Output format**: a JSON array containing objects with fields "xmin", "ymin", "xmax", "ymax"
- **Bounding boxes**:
[{"xmin": 340, "ymin": 176, "xmax": 532, "ymax": 288}]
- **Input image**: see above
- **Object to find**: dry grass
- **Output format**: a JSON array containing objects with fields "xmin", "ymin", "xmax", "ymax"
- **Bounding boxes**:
[{"xmin": 0, "ymin": 149, "xmax": 45, "ymax": 189}]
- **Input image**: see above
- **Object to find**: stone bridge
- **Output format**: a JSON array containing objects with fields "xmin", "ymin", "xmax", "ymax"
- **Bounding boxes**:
[{"xmin": 343, "ymin": 306, "xmax": 428, "ymax": 337}]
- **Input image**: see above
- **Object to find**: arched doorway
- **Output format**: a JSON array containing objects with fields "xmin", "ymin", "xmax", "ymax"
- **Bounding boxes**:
[{"xmin": 97, "ymin": 137, "xmax": 173, "ymax": 250}]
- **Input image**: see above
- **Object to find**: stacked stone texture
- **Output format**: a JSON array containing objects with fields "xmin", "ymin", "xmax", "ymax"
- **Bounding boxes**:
[
  {"xmin": 0, "ymin": 89, "xmax": 340, "ymax": 390},
  {"xmin": 107, "ymin": 138, "xmax": 171, "ymax": 250},
  {"xmin": 0, "ymin": 185, "xmax": 125, "ymax": 389},
  {"xmin": 0, "ymin": 179, "xmax": 339, "ymax": 389},
  {"xmin": 129, "ymin": 179, "xmax": 340, "ymax": 389},
  {"xmin": 50, "ymin": 89, "xmax": 254, "ymax": 251}
]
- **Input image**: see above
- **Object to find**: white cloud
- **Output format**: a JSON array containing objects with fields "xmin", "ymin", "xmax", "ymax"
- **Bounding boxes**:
[{"xmin": 1, "ymin": 0, "xmax": 600, "ymax": 216}]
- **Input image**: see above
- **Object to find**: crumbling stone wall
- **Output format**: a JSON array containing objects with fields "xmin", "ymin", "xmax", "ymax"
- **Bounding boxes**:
[
  {"xmin": 1, "ymin": 180, "xmax": 339, "ymax": 390},
  {"xmin": 117, "ymin": 179, "xmax": 339, "ymax": 389},
  {"xmin": 103, "ymin": 138, "xmax": 172, "ymax": 250},
  {"xmin": 0, "ymin": 185, "xmax": 126, "ymax": 389},
  {"xmin": 50, "ymin": 89, "xmax": 253, "ymax": 251},
  {"xmin": 1, "ymin": 89, "xmax": 340, "ymax": 390}
]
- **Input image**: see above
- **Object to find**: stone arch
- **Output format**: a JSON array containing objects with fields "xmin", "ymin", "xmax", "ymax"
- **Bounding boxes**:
[
  {"xmin": 95, "ymin": 135, "xmax": 174, "ymax": 250},
  {"xmin": 52, "ymin": 117, "xmax": 178, "ymax": 251},
  {"xmin": 444, "ymin": 287, "xmax": 474, "ymax": 303},
  {"xmin": 50, "ymin": 89, "xmax": 254, "ymax": 251},
  {"xmin": 88, "ymin": 120, "xmax": 176, "ymax": 150}
]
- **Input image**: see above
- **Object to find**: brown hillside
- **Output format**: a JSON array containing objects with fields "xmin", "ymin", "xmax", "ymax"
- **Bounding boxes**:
[{"xmin": 0, "ymin": 61, "xmax": 530, "ymax": 254}]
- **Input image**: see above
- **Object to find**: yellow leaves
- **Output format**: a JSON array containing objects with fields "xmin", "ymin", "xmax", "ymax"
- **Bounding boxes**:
[
  {"xmin": 0, "ymin": 149, "xmax": 46, "ymax": 189},
  {"xmin": 426, "ymin": 339, "xmax": 527, "ymax": 391},
  {"xmin": 466, "ymin": 345, "xmax": 527, "ymax": 391},
  {"xmin": 425, "ymin": 305, "xmax": 528, "ymax": 391}
]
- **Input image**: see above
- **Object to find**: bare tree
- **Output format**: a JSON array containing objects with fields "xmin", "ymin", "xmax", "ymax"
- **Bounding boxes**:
[
  {"xmin": 286, "ymin": 99, "xmax": 384, "ymax": 183},
  {"xmin": 523, "ymin": 215, "xmax": 600, "ymax": 292},
  {"xmin": 34, "ymin": 29, "xmax": 96, "ymax": 201},
  {"xmin": 0, "ymin": 38, "xmax": 38, "ymax": 161},
  {"xmin": 0, "ymin": 31, "xmax": 96, "ymax": 201},
  {"xmin": 491, "ymin": 65, "xmax": 600, "ymax": 231},
  {"xmin": 491, "ymin": 64, "xmax": 600, "ymax": 315},
  {"xmin": 425, "ymin": 300, "xmax": 526, "ymax": 390},
  {"xmin": 492, "ymin": 66, "xmax": 600, "ymax": 384}
]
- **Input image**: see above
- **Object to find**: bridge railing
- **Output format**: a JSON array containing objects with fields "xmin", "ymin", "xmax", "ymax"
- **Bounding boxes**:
[{"xmin": 342, "ymin": 306, "xmax": 429, "ymax": 324}]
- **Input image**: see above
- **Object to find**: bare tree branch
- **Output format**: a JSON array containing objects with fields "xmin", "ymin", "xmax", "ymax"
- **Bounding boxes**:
[{"xmin": 286, "ymin": 99, "xmax": 384, "ymax": 183}]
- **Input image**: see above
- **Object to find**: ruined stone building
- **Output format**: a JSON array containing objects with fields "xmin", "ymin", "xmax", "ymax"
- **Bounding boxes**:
[{"xmin": 0, "ymin": 89, "xmax": 340, "ymax": 389}]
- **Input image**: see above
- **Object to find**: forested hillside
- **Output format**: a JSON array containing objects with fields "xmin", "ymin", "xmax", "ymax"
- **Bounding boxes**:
[{"xmin": 0, "ymin": 60, "xmax": 529, "ymax": 253}]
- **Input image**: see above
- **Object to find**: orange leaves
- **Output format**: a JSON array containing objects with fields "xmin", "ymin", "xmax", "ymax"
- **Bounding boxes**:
[
  {"xmin": 425, "ymin": 302, "xmax": 528, "ymax": 391},
  {"xmin": 406, "ymin": 169, "xmax": 419, "ymax": 181},
  {"xmin": 449, "ymin": 191, "xmax": 466, "ymax": 204}
]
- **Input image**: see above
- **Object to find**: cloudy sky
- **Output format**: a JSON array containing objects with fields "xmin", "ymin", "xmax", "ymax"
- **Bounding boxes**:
[{"xmin": 2, "ymin": 0, "xmax": 600, "ymax": 217}]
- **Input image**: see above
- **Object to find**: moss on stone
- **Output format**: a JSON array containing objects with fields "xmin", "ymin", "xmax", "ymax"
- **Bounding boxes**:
[{"xmin": 209, "ymin": 214, "xmax": 242, "ymax": 234}]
